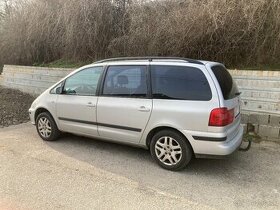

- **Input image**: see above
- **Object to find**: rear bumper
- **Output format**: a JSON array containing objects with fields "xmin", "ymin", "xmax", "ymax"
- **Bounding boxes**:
[{"xmin": 183, "ymin": 125, "xmax": 244, "ymax": 156}]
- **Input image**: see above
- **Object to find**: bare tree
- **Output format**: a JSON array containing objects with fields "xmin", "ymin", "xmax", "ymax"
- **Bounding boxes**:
[{"xmin": 0, "ymin": 0, "xmax": 279, "ymax": 67}]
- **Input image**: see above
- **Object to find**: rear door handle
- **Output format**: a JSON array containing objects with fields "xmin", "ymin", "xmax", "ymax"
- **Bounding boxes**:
[
  {"xmin": 138, "ymin": 106, "xmax": 150, "ymax": 112},
  {"xmin": 86, "ymin": 102, "xmax": 96, "ymax": 108}
]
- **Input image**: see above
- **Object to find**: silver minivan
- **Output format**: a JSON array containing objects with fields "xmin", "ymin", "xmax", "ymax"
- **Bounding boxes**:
[{"xmin": 29, "ymin": 57, "xmax": 243, "ymax": 170}]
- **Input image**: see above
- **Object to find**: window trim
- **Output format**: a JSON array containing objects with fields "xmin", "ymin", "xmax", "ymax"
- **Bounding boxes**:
[
  {"xmin": 57, "ymin": 66, "xmax": 105, "ymax": 97},
  {"xmin": 150, "ymin": 65, "xmax": 212, "ymax": 101},
  {"xmin": 50, "ymin": 81, "xmax": 64, "ymax": 95},
  {"xmin": 100, "ymin": 65, "xmax": 150, "ymax": 99}
]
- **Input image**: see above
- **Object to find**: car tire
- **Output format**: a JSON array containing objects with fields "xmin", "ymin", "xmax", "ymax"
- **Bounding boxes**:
[
  {"xmin": 150, "ymin": 129, "xmax": 193, "ymax": 171},
  {"xmin": 36, "ymin": 112, "xmax": 61, "ymax": 141}
]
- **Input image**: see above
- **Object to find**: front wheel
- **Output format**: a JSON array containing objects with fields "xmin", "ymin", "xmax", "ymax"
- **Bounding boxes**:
[
  {"xmin": 150, "ymin": 130, "xmax": 193, "ymax": 171},
  {"xmin": 36, "ymin": 112, "xmax": 61, "ymax": 141}
]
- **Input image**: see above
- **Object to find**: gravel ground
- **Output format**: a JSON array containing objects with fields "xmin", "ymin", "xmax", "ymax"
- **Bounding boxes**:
[
  {"xmin": 0, "ymin": 86, "xmax": 35, "ymax": 127},
  {"xmin": 0, "ymin": 123, "xmax": 280, "ymax": 210}
]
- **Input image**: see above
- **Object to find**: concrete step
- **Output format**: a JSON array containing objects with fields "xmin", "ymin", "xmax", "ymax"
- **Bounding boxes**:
[
  {"xmin": 233, "ymin": 75, "xmax": 280, "ymax": 81},
  {"xmin": 229, "ymin": 69, "xmax": 280, "ymax": 78},
  {"xmin": 241, "ymin": 97, "xmax": 280, "ymax": 114},
  {"xmin": 2, "ymin": 82, "xmax": 45, "ymax": 95},
  {"xmin": 234, "ymin": 77, "xmax": 280, "ymax": 89},
  {"xmin": 3, "ymin": 71, "xmax": 68, "ymax": 82},
  {"xmin": 4, "ymin": 77, "xmax": 57, "ymax": 89},
  {"xmin": 240, "ymin": 88, "xmax": 280, "ymax": 100}
]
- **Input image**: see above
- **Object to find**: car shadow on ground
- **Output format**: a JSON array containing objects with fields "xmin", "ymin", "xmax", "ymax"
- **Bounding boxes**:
[
  {"xmin": 25, "ymin": 126, "xmax": 280, "ymax": 209},
  {"xmin": 45, "ymin": 133, "xmax": 254, "ymax": 180},
  {"xmin": 43, "ymin": 131, "xmax": 280, "ymax": 209}
]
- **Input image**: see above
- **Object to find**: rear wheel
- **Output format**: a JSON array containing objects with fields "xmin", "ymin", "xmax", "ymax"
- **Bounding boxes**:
[
  {"xmin": 36, "ymin": 112, "xmax": 60, "ymax": 141},
  {"xmin": 150, "ymin": 130, "xmax": 193, "ymax": 171}
]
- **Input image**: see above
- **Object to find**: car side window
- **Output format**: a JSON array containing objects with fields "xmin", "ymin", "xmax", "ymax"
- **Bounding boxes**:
[
  {"xmin": 63, "ymin": 67, "xmax": 103, "ymax": 96},
  {"xmin": 102, "ymin": 65, "xmax": 147, "ymax": 98},
  {"xmin": 151, "ymin": 65, "xmax": 212, "ymax": 101}
]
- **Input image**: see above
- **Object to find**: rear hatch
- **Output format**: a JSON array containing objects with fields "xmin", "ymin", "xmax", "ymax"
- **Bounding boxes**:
[{"xmin": 210, "ymin": 65, "xmax": 241, "ymax": 139}]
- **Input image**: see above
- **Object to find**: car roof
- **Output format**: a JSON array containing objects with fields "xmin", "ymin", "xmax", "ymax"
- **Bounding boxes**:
[{"xmin": 77, "ymin": 57, "xmax": 222, "ymax": 70}]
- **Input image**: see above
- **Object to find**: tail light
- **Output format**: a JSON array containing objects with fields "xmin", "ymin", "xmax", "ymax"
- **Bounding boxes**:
[{"xmin": 209, "ymin": 108, "xmax": 234, "ymax": 126}]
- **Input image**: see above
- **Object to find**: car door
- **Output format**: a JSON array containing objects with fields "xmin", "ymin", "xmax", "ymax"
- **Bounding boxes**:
[
  {"xmin": 56, "ymin": 66, "xmax": 103, "ymax": 136},
  {"xmin": 97, "ymin": 65, "xmax": 152, "ymax": 143}
]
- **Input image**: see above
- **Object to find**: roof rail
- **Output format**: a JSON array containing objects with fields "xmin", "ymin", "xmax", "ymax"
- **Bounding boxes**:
[{"xmin": 94, "ymin": 57, "xmax": 203, "ymax": 65}]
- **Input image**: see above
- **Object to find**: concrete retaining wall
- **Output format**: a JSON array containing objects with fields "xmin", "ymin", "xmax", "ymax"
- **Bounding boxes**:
[
  {"xmin": 1, "ymin": 65, "xmax": 73, "ymax": 95},
  {"xmin": 241, "ymin": 113, "xmax": 280, "ymax": 142},
  {"xmin": 0, "ymin": 65, "xmax": 279, "ymax": 141},
  {"xmin": 229, "ymin": 70, "xmax": 280, "ymax": 115}
]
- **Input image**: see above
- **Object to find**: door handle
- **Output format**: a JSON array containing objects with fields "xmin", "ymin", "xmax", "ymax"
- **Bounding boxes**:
[
  {"xmin": 86, "ymin": 102, "xmax": 96, "ymax": 108},
  {"xmin": 138, "ymin": 106, "xmax": 150, "ymax": 112}
]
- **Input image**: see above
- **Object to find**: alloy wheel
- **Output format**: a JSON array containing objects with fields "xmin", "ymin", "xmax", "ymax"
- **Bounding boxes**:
[
  {"xmin": 38, "ymin": 117, "xmax": 52, "ymax": 138},
  {"xmin": 155, "ymin": 136, "xmax": 182, "ymax": 166}
]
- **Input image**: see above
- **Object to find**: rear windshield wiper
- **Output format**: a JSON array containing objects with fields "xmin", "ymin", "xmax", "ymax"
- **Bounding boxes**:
[{"xmin": 235, "ymin": 92, "xmax": 242, "ymax": 96}]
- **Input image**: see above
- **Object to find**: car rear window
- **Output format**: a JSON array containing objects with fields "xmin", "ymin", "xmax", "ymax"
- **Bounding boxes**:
[
  {"xmin": 151, "ymin": 65, "xmax": 212, "ymax": 101},
  {"xmin": 211, "ymin": 65, "xmax": 239, "ymax": 100}
]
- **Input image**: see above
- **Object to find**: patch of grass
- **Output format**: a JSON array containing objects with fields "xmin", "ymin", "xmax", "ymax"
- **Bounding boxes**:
[
  {"xmin": 33, "ymin": 59, "xmax": 90, "ymax": 69},
  {"xmin": 243, "ymin": 133, "xmax": 262, "ymax": 143}
]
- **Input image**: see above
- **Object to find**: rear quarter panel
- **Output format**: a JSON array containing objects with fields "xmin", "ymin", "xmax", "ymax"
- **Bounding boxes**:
[{"xmin": 140, "ymin": 63, "xmax": 220, "ymax": 146}]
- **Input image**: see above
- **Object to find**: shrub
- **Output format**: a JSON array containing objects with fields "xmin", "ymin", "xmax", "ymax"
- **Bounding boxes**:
[{"xmin": 0, "ymin": 0, "xmax": 279, "ymax": 67}]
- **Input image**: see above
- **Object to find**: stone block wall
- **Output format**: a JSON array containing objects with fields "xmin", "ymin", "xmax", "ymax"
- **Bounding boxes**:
[
  {"xmin": 1, "ymin": 65, "xmax": 73, "ymax": 95},
  {"xmin": 229, "ymin": 70, "xmax": 280, "ymax": 115},
  {"xmin": 241, "ymin": 113, "xmax": 280, "ymax": 141},
  {"xmin": 230, "ymin": 69, "xmax": 280, "ymax": 141}
]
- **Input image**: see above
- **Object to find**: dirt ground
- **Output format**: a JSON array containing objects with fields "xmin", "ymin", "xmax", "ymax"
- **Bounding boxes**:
[
  {"xmin": 0, "ymin": 123, "xmax": 280, "ymax": 210},
  {"xmin": 0, "ymin": 86, "xmax": 35, "ymax": 127}
]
